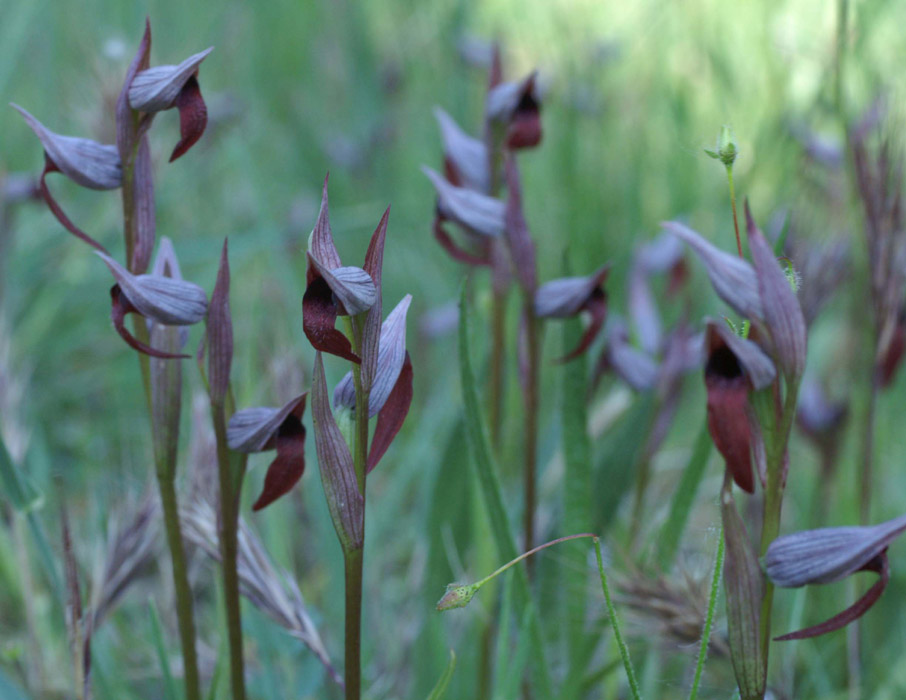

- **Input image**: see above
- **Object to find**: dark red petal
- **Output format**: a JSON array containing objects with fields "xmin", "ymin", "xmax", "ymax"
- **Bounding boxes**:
[
  {"xmin": 554, "ymin": 288, "xmax": 607, "ymax": 363},
  {"xmin": 433, "ymin": 216, "xmax": 491, "ymax": 267},
  {"xmin": 706, "ymin": 374, "xmax": 754, "ymax": 493},
  {"xmin": 367, "ymin": 352, "xmax": 413, "ymax": 472},
  {"xmin": 443, "ymin": 155, "xmax": 463, "ymax": 188},
  {"xmin": 111, "ymin": 284, "xmax": 188, "ymax": 359},
  {"xmin": 302, "ymin": 276, "xmax": 360, "ymax": 364},
  {"xmin": 40, "ymin": 158, "xmax": 109, "ymax": 254},
  {"xmin": 252, "ymin": 418, "xmax": 306, "ymax": 511},
  {"xmin": 775, "ymin": 552, "xmax": 889, "ymax": 641},
  {"xmin": 506, "ymin": 107, "xmax": 542, "ymax": 149},
  {"xmin": 169, "ymin": 75, "xmax": 208, "ymax": 162}
]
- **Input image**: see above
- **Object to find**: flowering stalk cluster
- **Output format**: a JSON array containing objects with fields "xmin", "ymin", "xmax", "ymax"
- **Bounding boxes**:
[
  {"xmin": 14, "ymin": 19, "xmax": 213, "ymax": 700},
  {"xmin": 665, "ymin": 202, "xmax": 807, "ymax": 699}
]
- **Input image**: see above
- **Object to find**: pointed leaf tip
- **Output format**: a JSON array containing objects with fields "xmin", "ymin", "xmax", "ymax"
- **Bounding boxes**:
[{"xmin": 207, "ymin": 239, "xmax": 233, "ymax": 403}]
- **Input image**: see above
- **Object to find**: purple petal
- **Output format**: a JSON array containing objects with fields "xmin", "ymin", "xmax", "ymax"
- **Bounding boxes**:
[
  {"xmin": 422, "ymin": 167, "xmax": 505, "ymax": 237},
  {"xmin": 228, "ymin": 394, "xmax": 307, "ymax": 453},
  {"xmin": 361, "ymin": 207, "xmax": 390, "ymax": 392},
  {"xmin": 128, "ymin": 47, "xmax": 213, "ymax": 112},
  {"xmin": 433, "ymin": 107, "xmax": 489, "ymax": 193},
  {"xmin": 367, "ymin": 352, "xmax": 413, "ymax": 472}
]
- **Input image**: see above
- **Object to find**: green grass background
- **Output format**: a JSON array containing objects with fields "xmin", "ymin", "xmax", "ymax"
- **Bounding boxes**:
[{"xmin": 3, "ymin": 0, "xmax": 906, "ymax": 697}]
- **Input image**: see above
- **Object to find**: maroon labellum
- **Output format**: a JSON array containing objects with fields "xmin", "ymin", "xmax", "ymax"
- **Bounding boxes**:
[
  {"xmin": 486, "ymin": 72, "xmax": 542, "ymax": 150},
  {"xmin": 302, "ymin": 177, "xmax": 380, "ymax": 363},
  {"xmin": 227, "ymin": 394, "xmax": 308, "ymax": 511},
  {"xmin": 766, "ymin": 514, "xmax": 906, "ymax": 639},
  {"xmin": 704, "ymin": 321, "xmax": 776, "ymax": 493},
  {"xmin": 12, "ymin": 104, "xmax": 121, "ymax": 254},
  {"xmin": 128, "ymin": 46, "xmax": 213, "ymax": 162}
]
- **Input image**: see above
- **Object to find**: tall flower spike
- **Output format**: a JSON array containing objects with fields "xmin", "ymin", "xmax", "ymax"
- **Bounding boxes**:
[
  {"xmin": 663, "ymin": 220, "xmax": 763, "ymax": 322},
  {"xmin": 765, "ymin": 514, "xmax": 906, "ymax": 640},
  {"xmin": 96, "ymin": 251, "xmax": 207, "ymax": 359},
  {"xmin": 704, "ymin": 320, "xmax": 776, "ymax": 493},
  {"xmin": 227, "ymin": 394, "xmax": 308, "ymax": 511},
  {"xmin": 534, "ymin": 264, "xmax": 610, "ymax": 361},
  {"xmin": 485, "ymin": 71, "xmax": 542, "ymax": 149},
  {"xmin": 12, "ymin": 104, "xmax": 120, "ymax": 253},
  {"xmin": 129, "ymin": 47, "xmax": 213, "ymax": 161},
  {"xmin": 115, "ymin": 20, "xmax": 156, "ymax": 273},
  {"xmin": 302, "ymin": 177, "xmax": 378, "ymax": 363}
]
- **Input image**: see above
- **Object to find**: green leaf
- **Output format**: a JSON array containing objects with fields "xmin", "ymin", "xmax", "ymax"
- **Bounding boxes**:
[
  {"xmin": 688, "ymin": 525, "xmax": 725, "ymax": 700},
  {"xmin": 148, "ymin": 600, "xmax": 178, "ymax": 700},
  {"xmin": 656, "ymin": 417, "xmax": 713, "ymax": 569},
  {"xmin": 594, "ymin": 393, "xmax": 656, "ymax": 533},
  {"xmin": 0, "ymin": 433, "xmax": 40, "ymax": 512},
  {"xmin": 425, "ymin": 650, "xmax": 456, "ymax": 700},
  {"xmin": 458, "ymin": 283, "xmax": 554, "ymax": 698},
  {"xmin": 561, "ymin": 312, "xmax": 594, "ymax": 693}
]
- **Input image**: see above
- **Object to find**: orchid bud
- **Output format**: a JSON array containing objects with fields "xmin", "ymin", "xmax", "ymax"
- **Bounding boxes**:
[
  {"xmin": 312, "ymin": 353, "xmax": 364, "ymax": 552},
  {"xmin": 721, "ymin": 482, "xmax": 765, "ymax": 697},
  {"xmin": 765, "ymin": 514, "xmax": 906, "ymax": 640},
  {"xmin": 149, "ymin": 238, "xmax": 187, "ymax": 475},
  {"xmin": 534, "ymin": 264, "xmax": 610, "ymax": 361},
  {"xmin": 227, "ymin": 394, "xmax": 308, "ymax": 511},
  {"xmin": 746, "ymin": 204, "xmax": 807, "ymax": 382},
  {"xmin": 433, "ymin": 107, "xmax": 489, "ymax": 193}
]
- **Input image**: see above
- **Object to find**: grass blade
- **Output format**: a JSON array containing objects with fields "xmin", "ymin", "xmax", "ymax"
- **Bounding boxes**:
[
  {"xmin": 148, "ymin": 600, "xmax": 178, "ymax": 700},
  {"xmin": 426, "ymin": 650, "xmax": 457, "ymax": 700},
  {"xmin": 458, "ymin": 283, "xmax": 554, "ymax": 698},
  {"xmin": 689, "ymin": 525, "xmax": 725, "ymax": 700},
  {"xmin": 593, "ymin": 537, "xmax": 641, "ymax": 700},
  {"xmin": 656, "ymin": 417, "xmax": 713, "ymax": 569}
]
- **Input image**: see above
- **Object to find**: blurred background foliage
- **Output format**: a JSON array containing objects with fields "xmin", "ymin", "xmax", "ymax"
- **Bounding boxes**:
[{"xmin": 3, "ymin": 0, "xmax": 906, "ymax": 698}]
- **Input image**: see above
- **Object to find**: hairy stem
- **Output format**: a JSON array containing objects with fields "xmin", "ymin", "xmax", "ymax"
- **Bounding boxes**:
[{"xmin": 689, "ymin": 526, "xmax": 725, "ymax": 700}]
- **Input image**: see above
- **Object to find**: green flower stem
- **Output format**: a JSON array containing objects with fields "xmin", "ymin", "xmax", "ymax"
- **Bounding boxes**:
[
  {"xmin": 344, "ymin": 313, "xmax": 371, "ymax": 700},
  {"xmin": 522, "ymin": 304, "xmax": 540, "ymax": 560},
  {"xmin": 756, "ymin": 380, "xmax": 800, "ymax": 688},
  {"xmin": 488, "ymin": 288, "xmax": 506, "ymax": 448},
  {"xmin": 473, "ymin": 533, "xmax": 596, "ymax": 589},
  {"xmin": 593, "ymin": 537, "xmax": 641, "ymax": 700},
  {"xmin": 121, "ymin": 135, "xmax": 200, "ymax": 700},
  {"xmin": 726, "ymin": 165, "xmax": 743, "ymax": 258},
  {"xmin": 211, "ymin": 399, "xmax": 247, "ymax": 700},
  {"xmin": 689, "ymin": 525, "xmax": 725, "ymax": 700}
]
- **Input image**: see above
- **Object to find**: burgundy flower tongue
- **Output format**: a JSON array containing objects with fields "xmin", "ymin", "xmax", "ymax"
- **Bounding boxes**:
[
  {"xmin": 485, "ymin": 72, "xmax": 542, "ymax": 150},
  {"xmin": 303, "ymin": 275, "xmax": 360, "ymax": 364},
  {"xmin": 704, "ymin": 321, "xmax": 776, "ymax": 493},
  {"xmin": 226, "ymin": 394, "xmax": 308, "ymax": 511},
  {"xmin": 111, "ymin": 285, "xmax": 189, "ymax": 359},
  {"xmin": 170, "ymin": 75, "xmax": 208, "ymax": 162},
  {"xmin": 775, "ymin": 551, "xmax": 889, "ymax": 641}
]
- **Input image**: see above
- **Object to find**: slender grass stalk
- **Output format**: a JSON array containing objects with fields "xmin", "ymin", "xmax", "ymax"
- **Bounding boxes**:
[
  {"xmin": 858, "ymin": 373, "xmax": 878, "ymax": 524},
  {"xmin": 522, "ymin": 305, "xmax": 540, "ymax": 559},
  {"xmin": 488, "ymin": 284, "xmax": 506, "ymax": 448},
  {"xmin": 689, "ymin": 525, "xmax": 725, "ymax": 700},
  {"xmin": 593, "ymin": 537, "xmax": 641, "ymax": 700},
  {"xmin": 726, "ymin": 166, "xmax": 743, "ymax": 258},
  {"xmin": 345, "ymin": 313, "xmax": 371, "ymax": 700},
  {"xmin": 211, "ymin": 401, "xmax": 247, "ymax": 700}
]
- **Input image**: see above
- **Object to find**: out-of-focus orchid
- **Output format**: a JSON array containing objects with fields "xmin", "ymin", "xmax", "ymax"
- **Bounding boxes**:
[
  {"xmin": 765, "ymin": 514, "xmax": 906, "ymax": 640},
  {"xmin": 534, "ymin": 265, "xmax": 610, "ymax": 362}
]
